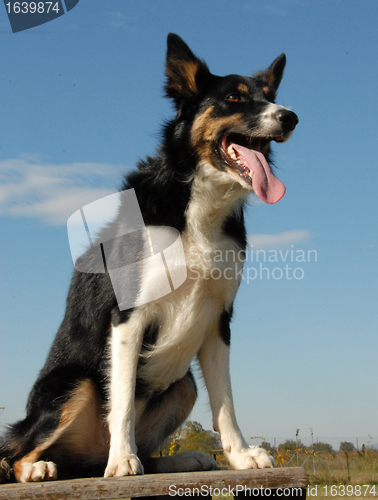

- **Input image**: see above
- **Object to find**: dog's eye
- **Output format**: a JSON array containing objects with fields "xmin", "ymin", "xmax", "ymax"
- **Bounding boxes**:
[{"xmin": 227, "ymin": 94, "xmax": 241, "ymax": 103}]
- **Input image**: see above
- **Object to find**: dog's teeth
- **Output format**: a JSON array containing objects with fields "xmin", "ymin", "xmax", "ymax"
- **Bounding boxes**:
[{"xmin": 227, "ymin": 146, "xmax": 237, "ymax": 160}]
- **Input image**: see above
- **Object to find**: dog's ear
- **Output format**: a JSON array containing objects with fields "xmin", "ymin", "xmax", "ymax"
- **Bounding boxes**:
[
  {"xmin": 258, "ymin": 53, "xmax": 286, "ymax": 94},
  {"xmin": 165, "ymin": 33, "xmax": 210, "ymax": 109}
]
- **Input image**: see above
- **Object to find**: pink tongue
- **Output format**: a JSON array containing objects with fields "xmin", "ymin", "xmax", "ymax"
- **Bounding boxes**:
[{"xmin": 232, "ymin": 143, "xmax": 286, "ymax": 204}]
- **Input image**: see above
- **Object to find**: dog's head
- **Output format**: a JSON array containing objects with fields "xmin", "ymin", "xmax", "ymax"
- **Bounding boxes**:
[{"xmin": 165, "ymin": 33, "xmax": 298, "ymax": 204}]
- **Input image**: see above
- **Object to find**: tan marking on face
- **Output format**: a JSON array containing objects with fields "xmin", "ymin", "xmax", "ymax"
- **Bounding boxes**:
[
  {"xmin": 238, "ymin": 83, "xmax": 248, "ymax": 93},
  {"xmin": 190, "ymin": 106, "xmax": 215, "ymax": 146},
  {"xmin": 191, "ymin": 108, "xmax": 245, "ymax": 161}
]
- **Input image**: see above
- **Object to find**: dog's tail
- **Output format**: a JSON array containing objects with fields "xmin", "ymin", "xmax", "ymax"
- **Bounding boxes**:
[
  {"xmin": 0, "ymin": 432, "xmax": 22, "ymax": 483},
  {"xmin": 0, "ymin": 447, "xmax": 12, "ymax": 483},
  {"xmin": 0, "ymin": 458, "xmax": 12, "ymax": 483}
]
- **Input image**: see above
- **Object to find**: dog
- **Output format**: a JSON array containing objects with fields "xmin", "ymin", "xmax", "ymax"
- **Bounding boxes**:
[{"xmin": 0, "ymin": 33, "xmax": 298, "ymax": 483}]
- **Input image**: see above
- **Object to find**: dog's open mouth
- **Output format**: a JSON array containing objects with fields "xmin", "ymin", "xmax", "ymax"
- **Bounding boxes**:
[{"xmin": 219, "ymin": 134, "xmax": 286, "ymax": 204}]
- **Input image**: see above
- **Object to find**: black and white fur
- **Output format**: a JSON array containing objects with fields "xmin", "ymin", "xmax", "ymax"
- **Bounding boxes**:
[{"xmin": 0, "ymin": 33, "xmax": 298, "ymax": 483}]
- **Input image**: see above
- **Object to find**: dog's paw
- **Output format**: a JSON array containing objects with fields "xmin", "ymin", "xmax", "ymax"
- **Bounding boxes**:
[
  {"xmin": 227, "ymin": 447, "xmax": 275, "ymax": 470},
  {"xmin": 20, "ymin": 461, "xmax": 58, "ymax": 483},
  {"xmin": 104, "ymin": 454, "xmax": 144, "ymax": 477}
]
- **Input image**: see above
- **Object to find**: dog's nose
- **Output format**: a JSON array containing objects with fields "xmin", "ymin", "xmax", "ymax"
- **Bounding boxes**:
[{"xmin": 276, "ymin": 109, "xmax": 299, "ymax": 131}]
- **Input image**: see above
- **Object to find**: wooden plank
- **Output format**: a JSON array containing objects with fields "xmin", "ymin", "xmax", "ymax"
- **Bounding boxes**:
[{"xmin": 0, "ymin": 467, "xmax": 307, "ymax": 500}]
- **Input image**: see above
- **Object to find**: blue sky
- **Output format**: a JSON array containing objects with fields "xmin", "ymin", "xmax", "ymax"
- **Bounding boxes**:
[{"xmin": 0, "ymin": 0, "xmax": 377, "ymax": 450}]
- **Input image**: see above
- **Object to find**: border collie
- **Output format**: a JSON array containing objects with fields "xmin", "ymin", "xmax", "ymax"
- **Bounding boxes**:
[{"xmin": 0, "ymin": 33, "xmax": 298, "ymax": 483}]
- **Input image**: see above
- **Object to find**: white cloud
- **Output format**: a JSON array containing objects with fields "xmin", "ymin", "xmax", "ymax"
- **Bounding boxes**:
[
  {"xmin": 247, "ymin": 230, "xmax": 312, "ymax": 249},
  {"xmin": 104, "ymin": 12, "xmax": 137, "ymax": 31},
  {"xmin": 0, "ymin": 158, "xmax": 125, "ymax": 225},
  {"xmin": 105, "ymin": 11, "xmax": 126, "ymax": 27},
  {"xmin": 244, "ymin": 0, "xmax": 309, "ymax": 17},
  {"xmin": 0, "ymin": 160, "xmax": 313, "ymax": 249}
]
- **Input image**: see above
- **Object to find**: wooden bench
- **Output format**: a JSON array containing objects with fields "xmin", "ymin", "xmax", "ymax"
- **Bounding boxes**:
[{"xmin": 0, "ymin": 467, "xmax": 307, "ymax": 500}]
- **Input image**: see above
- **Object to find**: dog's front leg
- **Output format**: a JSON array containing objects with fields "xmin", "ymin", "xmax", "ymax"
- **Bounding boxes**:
[
  {"xmin": 104, "ymin": 316, "xmax": 145, "ymax": 477},
  {"xmin": 198, "ymin": 327, "xmax": 275, "ymax": 470}
]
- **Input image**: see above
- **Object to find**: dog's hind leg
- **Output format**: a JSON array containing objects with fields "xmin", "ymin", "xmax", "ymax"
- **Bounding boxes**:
[
  {"xmin": 2, "ymin": 410, "xmax": 62, "ymax": 483},
  {"xmin": 136, "ymin": 370, "xmax": 217, "ymax": 474},
  {"xmin": 12, "ymin": 379, "xmax": 109, "ymax": 482},
  {"xmin": 13, "ymin": 449, "xmax": 58, "ymax": 483}
]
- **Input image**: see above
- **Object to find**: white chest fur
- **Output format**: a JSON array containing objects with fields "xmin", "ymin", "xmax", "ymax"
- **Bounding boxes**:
[{"xmin": 135, "ymin": 163, "xmax": 248, "ymax": 392}]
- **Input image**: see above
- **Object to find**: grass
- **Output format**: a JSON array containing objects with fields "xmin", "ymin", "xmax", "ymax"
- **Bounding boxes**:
[{"xmin": 274, "ymin": 447, "xmax": 378, "ymax": 486}]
